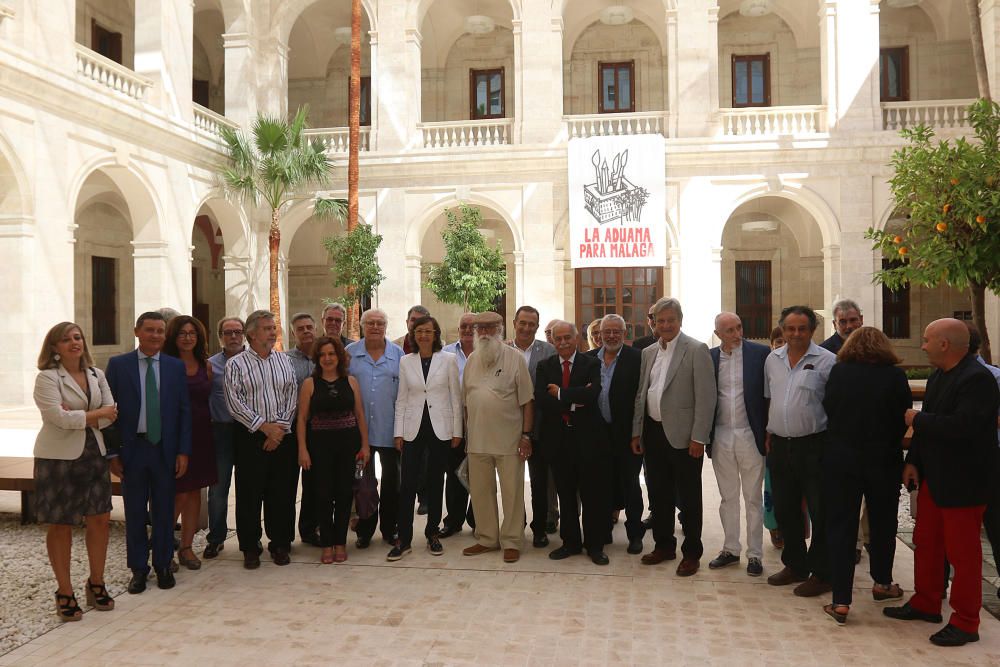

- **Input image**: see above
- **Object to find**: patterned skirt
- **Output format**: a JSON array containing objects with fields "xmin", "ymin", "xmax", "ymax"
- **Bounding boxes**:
[{"xmin": 33, "ymin": 429, "xmax": 113, "ymax": 525}]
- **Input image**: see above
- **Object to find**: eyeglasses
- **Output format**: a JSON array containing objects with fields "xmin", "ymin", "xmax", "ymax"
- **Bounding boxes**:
[
  {"xmin": 363, "ymin": 321, "xmax": 386, "ymax": 328},
  {"xmin": 474, "ymin": 324, "xmax": 499, "ymax": 331},
  {"xmin": 459, "ymin": 324, "xmax": 475, "ymax": 331},
  {"xmin": 222, "ymin": 329, "xmax": 244, "ymax": 337},
  {"xmin": 601, "ymin": 330, "xmax": 624, "ymax": 337},
  {"xmin": 324, "ymin": 317, "xmax": 344, "ymax": 324},
  {"xmin": 177, "ymin": 331, "xmax": 199, "ymax": 339},
  {"xmin": 647, "ymin": 314, "xmax": 655, "ymax": 320},
  {"xmin": 544, "ymin": 329, "xmax": 553, "ymax": 336}
]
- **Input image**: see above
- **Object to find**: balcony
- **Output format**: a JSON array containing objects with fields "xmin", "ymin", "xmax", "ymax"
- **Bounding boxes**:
[
  {"xmin": 75, "ymin": 44, "xmax": 151, "ymax": 102},
  {"xmin": 881, "ymin": 99, "xmax": 975, "ymax": 132},
  {"xmin": 718, "ymin": 106, "xmax": 826, "ymax": 137},
  {"xmin": 193, "ymin": 104, "xmax": 237, "ymax": 140},
  {"xmin": 564, "ymin": 112, "xmax": 669, "ymax": 138},
  {"xmin": 419, "ymin": 119, "xmax": 513, "ymax": 149},
  {"xmin": 304, "ymin": 127, "xmax": 372, "ymax": 153}
]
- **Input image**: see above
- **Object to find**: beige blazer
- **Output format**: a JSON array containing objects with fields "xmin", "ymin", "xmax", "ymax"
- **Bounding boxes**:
[
  {"xmin": 393, "ymin": 351, "xmax": 463, "ymax": 442},
  {"xmin": 33, "ymin": 366, "xmax": 115, "ymax": 460}
]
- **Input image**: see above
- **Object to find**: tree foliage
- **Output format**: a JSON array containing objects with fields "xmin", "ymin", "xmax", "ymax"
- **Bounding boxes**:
[
  {"xmin": 324, "ymin": 224, "xmax": 385, "ymax": 309},
  {"xmin": 424, "ymin": 204, "xmax": 507, "ymax": 312}
]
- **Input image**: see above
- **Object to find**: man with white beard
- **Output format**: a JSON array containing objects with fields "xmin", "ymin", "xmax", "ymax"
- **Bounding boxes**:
[{"xmin": 462, "ymin": 311, "xmax": 535, "ymax": 564}]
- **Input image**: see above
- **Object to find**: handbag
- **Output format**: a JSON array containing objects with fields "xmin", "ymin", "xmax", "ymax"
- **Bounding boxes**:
[{"xmin": 353, "ymin": 459, "xmax": 379, "ymax": 520}]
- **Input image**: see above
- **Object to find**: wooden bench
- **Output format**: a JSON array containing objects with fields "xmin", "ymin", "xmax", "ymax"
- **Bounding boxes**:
[{"xmin": 0, "ymin": 456, "xmax": 122, "ymax": 524}]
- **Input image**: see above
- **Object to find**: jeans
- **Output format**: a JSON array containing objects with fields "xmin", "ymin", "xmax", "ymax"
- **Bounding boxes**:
[{"xmin": 206, "ymin": 421, "xmax": 238, "ymax": 545}]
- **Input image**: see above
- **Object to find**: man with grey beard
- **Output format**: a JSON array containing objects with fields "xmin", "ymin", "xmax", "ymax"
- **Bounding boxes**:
[{"xmin": 462, "ymin": 311, "xmax": 534, "ymax": 564}]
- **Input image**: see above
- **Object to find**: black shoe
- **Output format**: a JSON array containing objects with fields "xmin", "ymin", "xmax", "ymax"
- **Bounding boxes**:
[
  {"xmin": 439, "ymin": 525, "xmax": 461, "ymax": 539},
  {"xmin": 127, "ymin": 571, "xmax": 147, "ymax": 594},
  {"xmin": 203, "ymin": 542, "xmax": 224, "ymax": 559},
  {"xmin": 627, "ymin": 538, "xmax": 644, "ymax": 555},
  {"xmin": 533, "ymin": 533, "xmax": 550, "ymax": 548},
  {"xmin": 428, "ymin": 537, "xmax": 443, "ymax": 556},
  {"xmin": 548, "ymin": 545, "xmax": 582, "ymax": 560},
  {"xmin": 709, "ymin": 551, "xmax": 740, "ymax": 569},
  {"xmin": 588, "ymin": 550, "xmax": 610, "ymax": 565},
  {"xmin": 155, "ymin": 568, "xmax": 175, "ymax": 590},
  {"xmin": 641, "ymin": 515, "xmax": 654, "ymax": 530},
  {"xmin": 355, "ymin": 536, "xmax": 371, "ymax": 549},
  {"xmin": 747, "ymin": 557, "xmax": 763, "ymax": 577},
  {"xmin": 386, "ymin": 544, "xmax": 411, "ymax": 561},
  {"xmin": 300, "ymin": 531, "xmax": 321, "ymax": 547},
  {"xmin": 417, "ymin": 502, "xmax": 428, "ymax": 516},
  {"xmin": 883, "ymin": 603, "xmax": 943, "ymax": 623},
  {"xmin": 270, "ymin": 548, "xmax": 291, "ymax": 566},
  {"xmin": 545, "ymin": 520, "xmax": 558, "ymax": 535},
  {"xmin": 243, "ymin": 548, "xmax": 261, "ymax": 570},
  {"xmin": 930, "ymin": 624, "xmax": 979, "ymax": 647}
]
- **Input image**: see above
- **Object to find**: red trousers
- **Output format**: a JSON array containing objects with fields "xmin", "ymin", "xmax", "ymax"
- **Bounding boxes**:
[{"xmin": 910, "ymin": 483, "xmax": 985, "ymax": 633}]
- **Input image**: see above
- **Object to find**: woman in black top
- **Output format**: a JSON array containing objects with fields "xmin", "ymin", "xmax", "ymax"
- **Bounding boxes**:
[
  {"xmin": 297, "ymin": 336, "xmax": 370, "ymax": 564},
  {"xmin": 822, "ymin": 326, "xmax": 912, "ymax": 624}
]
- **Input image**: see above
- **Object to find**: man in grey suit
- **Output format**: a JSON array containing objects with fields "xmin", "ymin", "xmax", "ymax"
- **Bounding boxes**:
[
  {"xmin": 509, "ymin": 305, "xmax": 559, "ymax": 545},
  {"xmin": 631, "ymin": 297, "xmax": 717, "ymax": 576}
]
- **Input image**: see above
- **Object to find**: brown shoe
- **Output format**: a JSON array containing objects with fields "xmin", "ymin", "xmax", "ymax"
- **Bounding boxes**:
[
  {"xmin": 767, "ymin": 566, "xmax": 808, "ymax": 586},
  {"xmin": 676, "ymin": 558, "xmax": 699, "ymax": 577},
  {"xmin": 503, "ymin": 548, "xmax": 520, "ymax": 563},
  {"xmin": 462, "ymin": 543, "xmax": 498, "ymax": 556},
  {"xmin": 769, "ymin": 529, "xmax": 784, "ymax": 549},
  {"xmin": 794, "ymin": 575, "xmax": 833, "ymax": 597},
  {"xmin": 640, "ymin": 548, "xmax": 677, "ymax": 565}
]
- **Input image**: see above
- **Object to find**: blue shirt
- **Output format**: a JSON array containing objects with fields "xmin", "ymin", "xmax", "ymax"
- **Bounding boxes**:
[
  {"xmin": 346, "ymin": 338, "xmax": 403, "ymax": 448},
  {"xmin": 442, "ymin": 341, "xmax": 471, "ymax": 383},
  {"xmin": 136, "ymin": 350, "xmax": 161, "ymax": 434},
  {"xmin": 763, "ymin": 342, "xmax": 836, "ymax": 437},
  {"xmin": 596, "ymin": 345, "xmax": 620, "ymax": 423},
  {"xmin": 208, "ymin": 351, "xmax": 235, "ymax": 423}
]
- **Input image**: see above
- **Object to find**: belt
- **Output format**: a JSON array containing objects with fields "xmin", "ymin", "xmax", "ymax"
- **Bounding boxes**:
[
  {"xmin": 771, "ymin": 432, "xmax": 825, "ymax": 444},
  {"xmin": 136, "ymin": 432, "xmax": 146, "ymax": 438}
]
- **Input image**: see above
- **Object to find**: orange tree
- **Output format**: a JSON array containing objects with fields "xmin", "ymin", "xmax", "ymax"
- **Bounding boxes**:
[{"xmin": 867, "ymin": 98, "xmax": 1000, "ymax": 362}]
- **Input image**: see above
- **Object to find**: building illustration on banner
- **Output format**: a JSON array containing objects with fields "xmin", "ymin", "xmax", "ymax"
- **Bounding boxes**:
[{"xmin": 583, "ymin": 148, "xmax": 650, "ymax": 225}]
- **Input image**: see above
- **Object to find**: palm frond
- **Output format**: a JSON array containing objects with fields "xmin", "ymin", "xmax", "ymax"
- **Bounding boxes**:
[
  {"xmin": 314, "ymin": 197, "xmax": 348, "ymax": 221},
  {"xmin": 253, "ymin": 114, "xmax": 289, "ymax": 157},
  {"xmin": 288, "ymin": 105, "xmax": 310, "ymax": 148}
]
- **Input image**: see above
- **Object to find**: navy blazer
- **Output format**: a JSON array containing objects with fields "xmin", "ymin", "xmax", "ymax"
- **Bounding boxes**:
[
  {"xmin": 586, "ymin": 345, "xmax": 642, "ymax": 446},
  {"xmin": 709, "ymin": 340, "xmax": 769, "ymax": 455},
  {"xmin": 534, "ymin": 353, "xmax": 604, "ymax": 456},
  {"xmin": 106, "ymin": 350, "xmax": 192, "ymax": 467}
]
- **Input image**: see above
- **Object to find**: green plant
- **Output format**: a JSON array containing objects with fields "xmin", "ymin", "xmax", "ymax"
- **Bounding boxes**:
[
  {"xmin": 904, "ymin": 366, "xmax": 935, "ymax": 380},
  {"xmin": 324, "ymin": 223, "xmax": 385, "ymax": 309},
  {"xmin": 424, "ymin": 204, "xmax": 507, "ymax": 312}
]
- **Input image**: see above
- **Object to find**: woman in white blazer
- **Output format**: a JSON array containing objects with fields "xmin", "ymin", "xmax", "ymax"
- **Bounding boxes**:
[
  {"xmin": 33, "ymin": 322, "xmax": 119, "ymax": 622},
  {"xmin": 389, "ymin": 315, "xmax": 463, "ymax": 560}
]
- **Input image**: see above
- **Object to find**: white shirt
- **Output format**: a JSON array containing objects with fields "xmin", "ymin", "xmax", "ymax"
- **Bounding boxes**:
[
  {"xmin": 513, "ymin": 340, "xmax": 534, "ymax": 367},
  {"xmin": 646, "ymin": 337, "xmax": 676, "ymax": 422},
  {"xmin": 555, "ymin": 352, "xmax": 576, "ymax": 406},
  {"xmin": 763, "ymin": 342, "xmax": 836, "ymax": 438},
  {"xmin": 716, "ymin": 345, "xmax": 752, "ymax": 445},
  {"xmin": 442, "ymin": 341, "xmax": 471, "ymax": 383}
]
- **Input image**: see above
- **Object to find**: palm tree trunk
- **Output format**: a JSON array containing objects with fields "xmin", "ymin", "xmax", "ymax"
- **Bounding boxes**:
[
  {"xmin": 270, "ymin": 209, "xmax": 284, "ymax": 351},
  {"xmin": 346, "ymin": 0, "xmax": 362, "ymax": 340},
  {"xmin": 971, "ymin": 281, "xmax": 992, "ymax": 364},
  {"xmin": 966, "ymin": 0, "xmax": 993, "ymax": 100}
]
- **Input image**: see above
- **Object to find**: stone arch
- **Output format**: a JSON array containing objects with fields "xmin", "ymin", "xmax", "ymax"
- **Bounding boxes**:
[
  {"xmin": 717, "ymin": 182, "xmax": 840, "ymax": 250},
  {"xmin": 406, "ymin": 191, "xmax": 523, "ymax": 258},
  {"xmin": 0, "ymin": 131, "xmax": 30, "ymax": 218},
  {"xmin": 191, "ymin": 193, "xmax": 251, "ymax": 257},
  {"xmin": 717, "ymin": 0, "xmax": 814, "ymax": 50},
  {"xmin": 562, "ymin": 9, "xmax": 668, "ymax": 62},
  {"xmin": 277, "ymin": 0, "xmax": 378, "ymax": 46},
  {"xmin": 69, "ymin": 156, "xmax": 163, "ymax": 244},
  {"xmin": 409, "ymin": 0, "xmax": 520, "ymax": 32}
]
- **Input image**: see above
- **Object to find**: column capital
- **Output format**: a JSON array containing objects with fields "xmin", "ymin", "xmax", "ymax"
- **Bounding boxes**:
[
  {"xmin": 131, "ymin": 241, "xmax": 169, "ymax": 258},
  {"xmin": 222, "ymin": 32, "xmax": 252, "ymax": 49},
  {"xmin": 405, "ymin": 28, "xmax": 422, "ymax": 47}
]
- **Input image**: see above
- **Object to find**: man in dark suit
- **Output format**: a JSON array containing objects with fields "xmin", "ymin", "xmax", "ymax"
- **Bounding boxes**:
[
  {"xmin": 535, "ymin": 321, "xmax": 609, "ymax": 565},
  {"xmin": 885, "ymin": 318, "xmax": 1000, "ymax": 647},
  {"xmin": 586, "ymin": 314, "xmax": 643, "ymax": 553},
  {"xmin": 632, "ymin": 304, "xmax": 657, "ymax": 351},
  {"xmin": 708, "ymin": 312, "xmax": 769, "ymax": 577},
  {"xmin": 819, "ymin": 298, "xmax": 862, "ymax": 355},
  {"xmin": 106, "ymin": 311, "xmax": 191, "ymax": 594}
]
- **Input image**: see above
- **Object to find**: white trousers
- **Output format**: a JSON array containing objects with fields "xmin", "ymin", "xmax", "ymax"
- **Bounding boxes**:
[{"xmin": 711, "ymin": 429, "xmax": 765, "ymax": 560}]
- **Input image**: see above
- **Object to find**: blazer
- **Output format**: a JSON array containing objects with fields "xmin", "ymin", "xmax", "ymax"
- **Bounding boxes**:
[
  {"xmin": 105, "ymin": 350, "xmax": 192, "ymax": 467},
  {"xmin": 393, "ymin": 351, "xmax": 463, "ymax": 442},
  {"xmin": 534, "ymin": 352, "xmax": 604, "ymax": 456},
  {"xmin": 822, "ymin": 361, "xmax": 911, "ymax": 456},
  {"xmin": 33, "ymin": 366, "xmax": 116, "ymax": 460},
  {"xmin": 709, "ymin": 340, "xmax": 770, "ymax": 455},
  {"xmin": 509, "ymin": 339, "xmax": 556, "ymax": 440},
  {"xmin": 906, "ymin": 353, "xmax": 1000, "ymax": 507},
  {"xmin": 631, "ymin": 332, "xmax": 717, "ymax": 450},
  {"xmin": 586, "ymin": 344, "xmax": 642, "ymax": 446}
]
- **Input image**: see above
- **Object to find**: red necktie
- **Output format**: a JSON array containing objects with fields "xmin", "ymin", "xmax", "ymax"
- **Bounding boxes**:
[{"xmin": 561, "ymin": 359, "xmax": 571, "ymax": 424}]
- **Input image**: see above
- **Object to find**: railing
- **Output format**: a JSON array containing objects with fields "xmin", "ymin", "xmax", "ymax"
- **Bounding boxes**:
[
  {"xmin": 419, "ymin": 119, "xmax": 513, "ymax": 148},
  {"xmin": 304, "ymin": 127, "xmax": 372, "ymax": 153},
  {"xmin": 75, "ymin": 44, "xmax": 151, "ymax": 101},
  {"xmin": 881, "ymin": 99, "xmax": 974, "ymax": 131},
  {"xmin": 193, "ymin": 104, "xmax": 237, "ymax": 140},
  {"xmin": 718, "ymin": 105, "xmax": 826, "ymax": 136},
  {"xmin": 564, "ymin": 112, "xmax": 669, "ymax": 138}
]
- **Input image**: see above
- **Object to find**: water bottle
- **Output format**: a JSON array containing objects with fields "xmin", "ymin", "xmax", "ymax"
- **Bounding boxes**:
[{"xmin": 354, "ymin": 458, "xmax": 365, "ymax": 480}]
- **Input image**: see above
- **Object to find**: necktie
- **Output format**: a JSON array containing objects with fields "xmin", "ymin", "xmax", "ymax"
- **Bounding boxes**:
[
  {"xmin": 145, "ymin": 356, "xmax": 161, "ymax": 444},
  {"xmin": 561, "ymin": 359, "xmax": 571, "ymax": 424}
]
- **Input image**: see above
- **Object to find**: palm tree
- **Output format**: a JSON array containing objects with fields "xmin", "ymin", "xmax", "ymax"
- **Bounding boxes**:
[
  {"xmin": 346, "ymin": 0, "xmax": 363, "ymax": 338},
  {"xmin": 220, "ymin": 106, "xmax": 346, "ymax": 349},
  {"xmin": 965, "ymin": 0, "xmax": 992, "ymax": 100}
]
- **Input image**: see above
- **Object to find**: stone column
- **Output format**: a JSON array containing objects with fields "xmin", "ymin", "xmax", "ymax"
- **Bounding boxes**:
[
  {"xmin": 819, "ymin": 0, "xmax": 881, "ymax": 133},
  {"xmin": 132, "ymin": 241, "xmax": 175, "ymax": 313},
  {"xmin": 0, "ymin": 216, "xmax": 40, "ymax": 403},
  {"xmin": 373, "ymin": 0, "xmax": 421, "ymax": 151},
  {"xmin": 223, "ymin": 31, "xmax": 255, "ymax": 128},
  {"xmin": 672, "ymin": 0, "xmax": 715, "ymax": 137},
  {"xmin": 517, "ymin": 4, "xmax": 565, "ymax": 144},
  {"xmin": 134, "ymin": 0, "xmax": 194, "ymax": 121},
  {"xmin": 222, "ymin": 254, "xmax": 254, "ymax": 316},
  {"xmin": 981, "ymin": 0, "xmax": 1000, "ymax": 97}
]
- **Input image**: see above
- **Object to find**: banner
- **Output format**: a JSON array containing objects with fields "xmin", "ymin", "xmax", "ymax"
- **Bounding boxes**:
[{"xmin": 568, "ymin": 134, "xmax": 666, "ymax": 268}]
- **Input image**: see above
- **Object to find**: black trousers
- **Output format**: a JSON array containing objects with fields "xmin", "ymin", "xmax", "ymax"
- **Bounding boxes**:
[
  {"xmin": 825, "ymin": 444, "xmax": 902, "ymax": 605},
  {"xmin": 643, "ymin": 416, "xmax": 703, "ymax": 559},
  {"xmin": 614, "ymin": 437, "xmax": 646, "ymax": 541},
  {"xmin": 769, "ymin": 433, "xmax": 829, "ymax": 580},
  {"xmin": 296, "ymin": 423, "xmax": 318, "ymax": 541},
  {"xmin": 443, "ymin": 440, "xmax": 475, "ymax": 531},
  {"xmin": 984, "ymin": 446, "xmax": 1000, "ymax": 566},
  {"xmin": 309, "ymin": 427, "xmax": 361, "ymax": 548},
  {"xmin": 528, "ymin": 439, "xmax": 555, "ymax": 536},
  {"xmin": 356, "ymin": 446, "xmax": 400, "ymax": 541},
  {"xmin": 397, "ymin": 423, "xmax": 448, "ymax": 548},
  {"xmin": 234, "ymin": 428, "xmax": 298, "ymax": 553},
  {"xmin": 551, "ymin": 425, "xmax": 612, "ymax": 553}
]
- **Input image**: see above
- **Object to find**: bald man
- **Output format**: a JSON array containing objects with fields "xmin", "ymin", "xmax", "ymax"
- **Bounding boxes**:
[{"xmin": 884, "ymin": 318, "xmax": 1000, "ymax": 647}]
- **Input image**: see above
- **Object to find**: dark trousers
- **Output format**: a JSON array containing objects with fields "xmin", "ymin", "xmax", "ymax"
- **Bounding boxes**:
[
  {"xmin": 356, "ymin": 446, "xmax": 400, "ymax": 541},
  {"xmin": 551, "ymin": 426, "xmax": 612, "ymax": 553},
  {"xmin": 528, "ymin": 441, "xmax": 554, "ymax": 536},
  {"xmin": 825, "ymin": 446, "xmax": 902, "ymax": 605},
  {"xmin": 309, "ymin": 428, "xmax": 360, "ymax": 547},
  {"xmin": 234, "ymin": 429, "xmax": 298, "ymax": 553},
  {"xmin": 443, "ymin": 440, "xmax": 475, "ymax": 531},
  {"xmin": 122, "ymin": 438, "xmax": 175, "ymax": 573},
  {"xmin": 614, "ymin": 438, "xmax": 646, "ymax": 541},
  {"xmin": 296, "ymin": 425, "xmax": 318, "ymax": 541},
  {"xmin": 769, "ymin": 433, "xmax": 828, "ymax": 580},
  {"xmin": 984, "ymin": 446, "xmax": 1000, "ymax": 565},
  {"xmin": 643, "ymin": 417, "xmax": 703, "ymax": 559},
  {"xmin": 397, "ymin": 426, "xmax": 448, "ymax": 548},
  {"xmin": 207, "ymin": 422, "xmax": 240, "ymax": 545}
]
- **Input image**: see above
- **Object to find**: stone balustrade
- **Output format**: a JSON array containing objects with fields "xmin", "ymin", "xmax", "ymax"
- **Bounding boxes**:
[
  {"xmin": 193, "ymin": 103, "xmax": 237, "ymax": 139},
  {"xmin": 564, "ymin": 112, "xmax": 669, "ymax": 138},
  {"xmin": 419, "ymin": 119, "xmax": 512, "ymax": 148},
  {"xmin": 718, "ymin": 105, "xmax": 827, "ymax": 137},
  {"xmin": 74, "ymin": 44, "xmax": 151, "ymax": 101},
  {"xmin": 303, "ymin": 127, "xmax": 372, "ymax": 153},
  {"xmin": 881, "ymin": 99, "xmax": 975, "ymax": 132}
]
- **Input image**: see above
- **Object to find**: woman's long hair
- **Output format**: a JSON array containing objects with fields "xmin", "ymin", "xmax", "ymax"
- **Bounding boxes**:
[
  {"xmin": 838, "ymin": 326, "xmax": 902, "ymax": 365},
  {"xmin": 164, "ymin": 315, "xmax": 208, "ymax": 365}
]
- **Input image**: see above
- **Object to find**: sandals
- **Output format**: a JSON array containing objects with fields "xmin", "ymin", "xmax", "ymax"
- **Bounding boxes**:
[
  {"xmin": 823, "ymin": 603, "xmax": 849, "ymax": 625},
  {"xmin": 85, "ymin": 579, "xmax": 115, "ymax": 611},
  {"xmin": 55, "ymin": 591, "xmax": 82, "ymax": 622},
  {"xmin": 872, "ymin": 582, "xmax": 903, "ymax": 602},
  {"xmin": 321, "ymin": 548, "xmax": 334, "ymax": 565},
  {"xmin": 178, "ymin": 546, "xmax": 202, "ymax": 570}
]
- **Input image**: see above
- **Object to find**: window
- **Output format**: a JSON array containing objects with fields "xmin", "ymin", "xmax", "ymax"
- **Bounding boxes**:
[
  {"xmin": 347, "ymin": 76, "xmax": 372, "ymax": 126},
  {"xmin": 92, "ymin": 257, "xmax": 117, "ymax": 345},
  {"xmin": 953, "ymin": 310, "xmax": 973, "ymax": 321},
  {"xmin": 599, "ymin": 61, "xmax": 635, "ymax": 113},
  {"xmin": 732, "ymin": 54, "xmax": 770, "ymax": 107},
  {"xmin": 880, "ymin": 47, "xmax": 909, "ymax": 102},
  {"xmin": 575, "ymin": 267, "xmax": 662, "ymax": 343},
  {"xmin": 735, "ymin": 261, "xmax": 772, "ymax": 339},
  {"xmin": 193, "ymin": 79, "xmax": 210, "ymax": 107},
  {"xmin": 881, "ymin": 259, "xmax": 910, "ymax": 339},
  {"xmin": 91, "ymin": 20, "xmax": 123, "ymax": 64},
  {"xmin": 470, "ymin": 68, "xmax": 504, "ymax": 119}
]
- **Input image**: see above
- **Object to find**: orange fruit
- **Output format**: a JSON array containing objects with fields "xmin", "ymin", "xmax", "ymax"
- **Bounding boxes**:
[
  {"xmin": 893, "ymin": 235, "xmax": 903, "ymax": 244},
  {"xmin": 943, "ymin": 204, "xmax": 952, "ymax": 213},
  {"xmin": 950, "ymin": 178, "xmax": 959, "ymax": 186},
  {"xmin": 935, "ymin": 222, "xmax": 947, "ymax": 232},
  {"xmin": 976, "ymin": 215, "xmax": 986, "ymax": 224},
  {"xmin": 898, "ymin": 246, "xmax": 908, "ymax": 255}
]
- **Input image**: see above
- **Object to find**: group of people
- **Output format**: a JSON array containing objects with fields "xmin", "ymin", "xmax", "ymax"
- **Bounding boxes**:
[{"xmin": 31, "ymin": 297, "xmax": 1000, "ymax": 648}]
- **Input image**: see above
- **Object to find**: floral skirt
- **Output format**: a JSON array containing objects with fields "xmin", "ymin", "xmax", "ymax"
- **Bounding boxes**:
[{"xmin": 33, "ymin": 429, "xmax": 113, "ymax": 525}]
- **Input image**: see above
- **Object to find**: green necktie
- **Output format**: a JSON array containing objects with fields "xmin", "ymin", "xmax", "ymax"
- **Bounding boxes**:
[{"xmin": 145, "ymin": 356, "xmax": 161, "ymax": 444}]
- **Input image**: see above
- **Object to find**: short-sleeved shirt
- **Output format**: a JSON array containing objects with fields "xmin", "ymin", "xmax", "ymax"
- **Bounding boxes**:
[
  {"xmin": 764, "ymin": 342, "xmax": 836, "ymax": 438},
  {"xmin": 346, "ymin": 338, "xmax": 403, "ymax": 448},
  {"xmin": 463, "ymin": 344, "xmax": 533, "ymax": 455}
]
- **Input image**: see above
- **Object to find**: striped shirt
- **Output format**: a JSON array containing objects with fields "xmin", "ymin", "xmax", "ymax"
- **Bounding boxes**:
[{"xmin": 225, "ymin": 347, "xmax": 298, "ymax": 433}]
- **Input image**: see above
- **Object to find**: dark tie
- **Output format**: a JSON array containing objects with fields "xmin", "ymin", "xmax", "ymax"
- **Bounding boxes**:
[
  {"xmin": 145, "ymin": 356, "xmax": 161, "ymax": 444},
  {"xmin": 561, "ymin": 359, "xmax": 571, "ymax": 424}
]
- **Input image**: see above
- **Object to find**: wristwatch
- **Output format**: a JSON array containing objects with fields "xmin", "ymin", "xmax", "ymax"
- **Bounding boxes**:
[{"xmin": 520, "ymin": 432, "xmax": 531, "ymax": 439}]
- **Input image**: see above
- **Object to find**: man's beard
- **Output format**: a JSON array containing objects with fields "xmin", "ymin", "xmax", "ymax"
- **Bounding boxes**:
[
  {"xmin": 603, "ymin": 341, "xmax": 623, "ymax": 353},
  {"xmin": 472, "ymin": 333, "xmax": 504, "ymax": 368}
]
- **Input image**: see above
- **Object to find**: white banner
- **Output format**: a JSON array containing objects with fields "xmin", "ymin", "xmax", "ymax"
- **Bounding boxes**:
[{"xmin": 568, "ymin": 134, "xmax": 666, "ymax": 268}]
